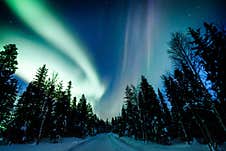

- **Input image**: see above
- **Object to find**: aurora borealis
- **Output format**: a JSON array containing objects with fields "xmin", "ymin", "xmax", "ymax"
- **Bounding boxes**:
[
  {"xmin": 0, "ymin": 0, "xmax": 225, "ymax": 119},
  {"xmin": 3, "ymin": 0, "xmax": 105, "ymax": 106}
]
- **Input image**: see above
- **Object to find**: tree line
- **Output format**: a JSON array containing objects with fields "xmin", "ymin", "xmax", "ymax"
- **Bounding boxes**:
[
  {"xmin": 0, "ymin": 45, "xmax": 110, "ymax": 144},
  {"xmin": 111, "ymin": 23, "xmax": 225, "ymax": 151}
]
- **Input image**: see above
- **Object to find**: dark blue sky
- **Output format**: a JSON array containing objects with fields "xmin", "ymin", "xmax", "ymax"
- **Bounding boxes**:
[{"xmin": 0, "ymin": 0, "xmax": 225, "ymax": 119}]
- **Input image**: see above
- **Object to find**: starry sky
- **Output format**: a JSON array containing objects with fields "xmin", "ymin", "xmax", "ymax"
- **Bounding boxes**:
[{"xmin": 0, "ymin": 0, "xmax": 225, "ymax": 119}]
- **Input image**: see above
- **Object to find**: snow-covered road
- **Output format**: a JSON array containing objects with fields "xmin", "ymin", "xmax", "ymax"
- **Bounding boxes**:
[
  {"xmin": 67, "ymin": 134, "xmax": 137, "ymax": 151},
  {"xmin": 0, "ymin": 133, "xmax": 211, "ymax": 151}
]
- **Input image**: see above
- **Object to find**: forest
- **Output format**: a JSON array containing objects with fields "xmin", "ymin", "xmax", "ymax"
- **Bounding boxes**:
[
  {"xmin": 112, "ymin": 23, "xmax": 225, "ymax": 151},
  {"xmin": 0, "ymin": 47, "xmax": 111, "ymax": 144},
  {"xmin": 0, "ymin": 22, "xmax": 225, "ymax": 151}
]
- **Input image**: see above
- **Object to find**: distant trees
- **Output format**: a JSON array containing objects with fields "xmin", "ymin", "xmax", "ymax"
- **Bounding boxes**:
[
  {"xmin": 114, "ymin": 77, "xmax": 169, "ymax": 144},
  {"xmin": 0, "ymin": 44, "xmax": 109, "ymax": 144},
  {"xmin": 12, "ymin": 64, "xmax": 109, "ymax": 144},
  {"xmin": 76, "ymin": 94, "xmax": 94, "ymax": 137},
  {"xmin": 113, "ymin": 23, "xmax": 225, "ymax": 151}
]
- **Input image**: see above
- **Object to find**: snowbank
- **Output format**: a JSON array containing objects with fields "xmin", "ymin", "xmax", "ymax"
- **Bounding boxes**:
[
  {"xmin": 0, "ymin": 137, "xmax": 89, "ymax": 151},
  {"xmin": 113, "ymin": 134, "xmax": 209, "ymax": 151}
]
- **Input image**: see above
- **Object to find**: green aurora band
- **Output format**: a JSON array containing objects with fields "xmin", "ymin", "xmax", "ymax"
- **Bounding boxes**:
[{"xmin": 3, "ymin": 0, "xmax": 106, "ymax": 106}]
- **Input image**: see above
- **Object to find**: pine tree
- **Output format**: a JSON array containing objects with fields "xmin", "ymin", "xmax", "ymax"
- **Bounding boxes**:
[
  {"xmin": 168, "ymin": 24, "xmax": 225, "ymax": 149},
  {"xmin": 33, "ymin": 65, "xmax": 48, "ymax": 89},
  {"xmin": 0, "ymin": 44, "xmax": 18, "ymax": 130},
  {"xmin": 162, "ymin": 75, "xmax": 189, "ymax": 141},
  {"xmin": 130, "ymin": 85, "xmax": 140, "ymax": 140},
  {"xmin": 168, "ymin": 30, "xmax": 226, "ymax": 135},
  {"xmin": 61, "ymin": 81, "xmax": 72, "ymax": 136},
  {"xmin": 86, "ymin": 102, "xmax": 94, "ymax": 135},
  {"xmin": 124, "ymin": 85, "xmax": 135, "ymax": 137},
  {"xmin": 119, "ymin": 106, "xmax": 127, "ymax": 137},
  {"xmin": 139, "ymin": 76, "xmax": 163, "ymax": 142},
  {"xmin": 189, "ymin": 23, "xmax": 225, "ymax": 105},
  {"xmin": 52, "ymin": 91, "xmax": 68, "ymax": 139},
  {"xmin": 36, "ymin": 73, "xmax": 59, "ymax": 143},
  {"xmin": 174, "ymin": 69, "xmax": 194, "ymax": 142},
  {"xmin": 158, "ymin": 88, "xmax": 171, "ymax": 126},
  {"xmin": 182, "ymin": 63, "xmax": 222, "ymax": 149},
  {"xmin": 13, "ymin": 83, "xmax": 37, "ymax": 142},
  {"xmin": 33, "ymin": 65, "xmax": 50, "ymax": 144},
  {"xmin": 44, "ymin": 73, "xmax": 59, "ymax": 137},
  {"xmin": 36, "ymin": 85, "xmax": 54, "ymax": 144},
  {"xmin": 111, "ymin": 118, "xmax": 115, "ymax": 132},
  {"xmin": 77, "ymin": 94, "xmax": 88, "ymax": 137},
  {"xmin": 189, "ymin": 23, "xmax": 226, "ymax": 135},
  {"xmin": 68, "ymin": 96, "xmax": 78, "ymax": 136},
  {"xmin": 158, "ymin": 88, "xmax": 171, "ymax": 144},
  {"xmin": 138, "ymin": 76, "xmax": 151, "ymax": 141},
  {"xmin": 14, "ymin": 65, "xmax": 49, "ymax": 143}
]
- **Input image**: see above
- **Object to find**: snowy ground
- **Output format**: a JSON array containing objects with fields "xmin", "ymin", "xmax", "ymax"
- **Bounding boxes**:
[
  {"xmin": 114, "ymin": 134, "xmax": 209, "ymax": 151},
  {"xmin": 0, "ymin": 137, "xmax": 88, "ymax": 151},
  {"xmin": 0, "ymin": 133, "xmax": 215, "ymax": 151}
]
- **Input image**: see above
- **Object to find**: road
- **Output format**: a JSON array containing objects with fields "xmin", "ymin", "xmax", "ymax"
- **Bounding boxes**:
[
  {"xmin": 0, "ymin": 133, "xmax": 209, "ymax": 151},
  {"xmin": 67, "ymin": 134, "xmax": 137, "ymax": 151}
]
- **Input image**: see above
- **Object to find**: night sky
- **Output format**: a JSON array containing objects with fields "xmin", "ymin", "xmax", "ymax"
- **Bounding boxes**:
[{"xmin": 0, "ymin": 0, "xmax": 225, "ymax": 119}]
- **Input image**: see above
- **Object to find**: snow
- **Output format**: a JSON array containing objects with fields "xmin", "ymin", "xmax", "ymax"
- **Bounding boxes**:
[
  {"xmin": 0, "ymin": 137, "xmax": 88, "ymax": 151},
  {"xmin": 114, "ymin": 134, "xmax": 210, "ymax": 151},
  {"xmin": 0, "ymin": 133, "xmax": 218, "ymax": 151}
]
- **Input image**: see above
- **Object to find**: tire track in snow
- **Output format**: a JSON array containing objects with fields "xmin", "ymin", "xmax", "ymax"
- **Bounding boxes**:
[
  {"xmin": 108, "ymin": 134, "xmax": 140, "ymax": 151},
  {"xmin": 65, "ymin": 133, "xmax": 140, "ymax": 151},
  {"xmin": 65, "ymin": 137, "xmax": 95, "ymax": 151}
]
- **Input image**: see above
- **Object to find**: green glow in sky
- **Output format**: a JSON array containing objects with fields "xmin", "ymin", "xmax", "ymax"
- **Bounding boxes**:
[{"xmin": 5, "ymin": 0, "xmax": 106, "ymax": 105}]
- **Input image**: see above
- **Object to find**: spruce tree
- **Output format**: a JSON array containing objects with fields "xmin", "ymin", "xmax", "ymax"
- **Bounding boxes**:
[
  {"xmin": 158, "ymin": 88, "xmax": 171, "ymax": 126},
  {"xmin": 130, "ymin": 85, "xmax": 140, "ymax": 140},
  {"xmin": 124, "ymin": 85, "xmax": 135, "ymax": 137},
  {"xmin": 0, "ymin": 44, "xmax": 18, "ymax": 129},
  {"xmin": 189, "ymin": 23, "xmax": 225, "ymax": 105},
  {"xmin": 139, "ymin": 76, "xmax": 163, "ymax": 142},
  {"xmin": 158, "ymin": 88, "xmax": 171, "ymax": 144},
  {"xmin": 77, "ymin": 94, "xmax": 88, "ymax": 137},
  {"xmin": 68, "ymin": 96, "xmax": 78, "ymax": 136},
  {"xmin": 15, "ymin": 65, "xmax": 48, "ymax": 143},
  {"xmin": 162, "ymin": 75, "xmax": 189, "ymax": 141},
  {"xmin": 181, "ymin": 63, "xmax": 219, "ymax": 148},
  {"xmin": 168, "ymin": 30, "xmax": 226, "ymax": 134},
  {"xmin": 86, "ymin": 102, "xmax": 94, "ymax": 135},
  {"xmin": 189, "ymin": 23, "xmax": 226, "ymax": 135},
  {"xmin": 119, "ymin": 106, "xmax": 127, "ymax": 137}
]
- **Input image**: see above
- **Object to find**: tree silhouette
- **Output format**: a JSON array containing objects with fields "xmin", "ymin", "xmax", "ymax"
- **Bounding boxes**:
[
  {"xmin": 169, "ymin": 29, "xmax": 226, "ymax": 136},
  {"xmin": 189, "ymin": 23, "xmax": 226, "ymax": 132},
  {"xmin": 0, "ymin": 44, "xmax": 18, "ymax": 130}
]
